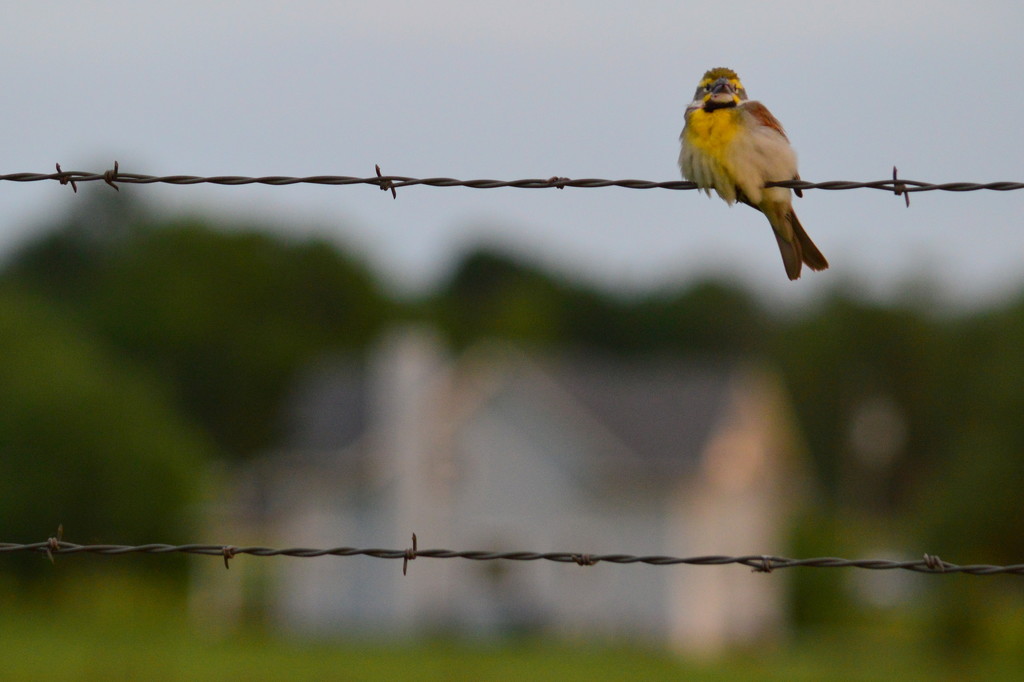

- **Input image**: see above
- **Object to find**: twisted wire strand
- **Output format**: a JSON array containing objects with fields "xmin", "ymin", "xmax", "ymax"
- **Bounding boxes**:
[
  {"xmin": 2, "ymin": 167, "xmax": 1024, "ymax": 193},
  {"xmin": 3, "ymin": 541, "xmax": 1021, "ymax": 575}
]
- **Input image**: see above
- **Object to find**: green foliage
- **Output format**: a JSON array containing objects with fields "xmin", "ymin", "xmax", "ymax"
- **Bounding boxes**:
[
  {"xmin": 914, "ymin": 296, "xmax": 1024, "ymax": 563},
  {"xmin": 615, "ymin": 280, "xmax": 768, "ymax": 355},
  {"xmin": 3, "ymin": 576, "xmax": 1024, "ymax": 681},
  {"xmin": 786, "ymin": 509, "xmax": 854, "ymax": 629},
  {"xmin": 431, "ymin": 248, "xmax": 765, "ymax": 356},
  {"xmin": 429, "ymin": 249, "xmax": 579, "ymax": 347},
  {"xmin": 0, "ymin": 288, "xmax": 210, "ymax": 557},
  {"xmin": 767, "ymin": 295, "xmax": 951, "ymax": 501},
  {"xmin": 7, "ymin": 192, "xmax": 391, "ymax": 456}
]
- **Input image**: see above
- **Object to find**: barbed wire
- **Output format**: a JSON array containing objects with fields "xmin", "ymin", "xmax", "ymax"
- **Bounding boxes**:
[
  {"xmin": 1, "ymin": 163, "xmax": 1023, "ymax": 204},
  {"xmin": 3, "ymin": 534, "xmax": 1021, "ymax": 576}
]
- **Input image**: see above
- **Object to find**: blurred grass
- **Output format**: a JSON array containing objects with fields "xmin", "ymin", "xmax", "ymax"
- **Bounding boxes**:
[{"xmin": 1, "ymin": 572, "xmax": 1023, "ymax": 681}]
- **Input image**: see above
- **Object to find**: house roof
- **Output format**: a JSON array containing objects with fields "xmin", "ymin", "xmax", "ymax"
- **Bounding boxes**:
[
  {"xmin": 281, "ymin": 358, "xmax": 369, "ymax": 452},
  {"xmin": 538, "ymin": 354, "xmax": 736, "ymax": 469},
  {"xmin": 278, "ymin": 344, "xmax": 739, "ymax": 475}
]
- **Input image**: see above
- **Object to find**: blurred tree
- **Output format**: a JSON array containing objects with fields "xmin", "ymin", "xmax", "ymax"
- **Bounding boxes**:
[
  {"xmin": 0, "ymin": 288, "xmax": 211, "ymax": 560},
  {"xmin": 616, "ymin": 280, "xmax": 767, "ymax": 355},
  {"xmin": 4, "ymin": 192, "xmax": 391, "ymax": 457},
  {"xmin": 429, "ymin": 249, "xmax": 575, "ymax": 347},
  {"xmin": 430, "ymin": 247, "xmax": 765, "ymax": 356},
  {"xmin": 768, "ymin": 294, "xmax": 949, "ymax": 507},
  {"xmin": 916, "ymin": 297, "xmax": 1024, "ymax": 563}
]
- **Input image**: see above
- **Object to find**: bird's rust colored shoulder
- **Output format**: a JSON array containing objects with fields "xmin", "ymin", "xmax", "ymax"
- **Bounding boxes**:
[{"xmin": 740, "ymin": 101, "xmax": 789, "ymax": 140}]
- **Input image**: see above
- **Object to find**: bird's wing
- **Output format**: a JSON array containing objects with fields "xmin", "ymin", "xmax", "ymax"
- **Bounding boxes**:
[
  {"xmin": 739, "ymin": 100, "xmax": 789, "ymax": 140},
  {"xmin": 741, "ymin": 100, "xmax": 802, "ymax": 196}
]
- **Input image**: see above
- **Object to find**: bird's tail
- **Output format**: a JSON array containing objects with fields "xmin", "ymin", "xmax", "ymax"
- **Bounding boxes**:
[
  {"xmin": 790, "ymin": 210, "xmax": 829, "ymax": 273},
  {"xmin": 767, "ymin": 207, "xmax": 829, "ymax": 280}
]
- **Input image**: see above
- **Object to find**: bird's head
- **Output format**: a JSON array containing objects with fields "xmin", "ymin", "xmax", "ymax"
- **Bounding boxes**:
[{"xmin": 693, "ymin": 67, "xmax": 747, "ymax": 111}]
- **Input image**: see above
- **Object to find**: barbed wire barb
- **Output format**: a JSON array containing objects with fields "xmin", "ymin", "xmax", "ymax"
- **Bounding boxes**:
[
  {"xmin": 375, "ymin": 164, "xmax": 397, "ymax": 199},
  {"xmin": 45, "ymin": 524, "xmax": 63, "ymax": 565},
  {"xmin": 222, "ymin": 545, "xmax": 236, "ymax": 570},
  {"xmin": 403, "ymin": 533, "xmax": 417, "ymax": 576},
  {"xmin": 893, "ymin": 166, "xmax": 910, "ymax": 207},
  {"xmin": 104, "ymin": 160, "xmax": 120, "ymax": 192},
  {"xmin": 53, "ymin": 163, "xmax": 77, "ymax": 193},
  {"xmin": 923, "ymin": 553, "xmax": 946, "ymax": 573}
]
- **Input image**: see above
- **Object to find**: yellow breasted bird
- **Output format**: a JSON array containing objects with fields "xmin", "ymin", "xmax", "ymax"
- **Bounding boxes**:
[{"xmin": 679, "ymin": 67, "xmax": 828, "ymax": 280}]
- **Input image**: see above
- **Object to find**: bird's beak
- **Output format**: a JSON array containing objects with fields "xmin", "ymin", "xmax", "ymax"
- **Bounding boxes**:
[
  {"xmin": 710, "ymin": 78, "xmax": 734, "ymax": 95},
  {"xmin": 708, "ymin": 78, "xmax": 736, "ymax": 102}
]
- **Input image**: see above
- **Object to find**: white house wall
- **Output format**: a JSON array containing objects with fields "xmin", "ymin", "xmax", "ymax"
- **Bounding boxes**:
[{"xmin": 445, "ymin": 381, "xmax": 676, "ymax": 640}]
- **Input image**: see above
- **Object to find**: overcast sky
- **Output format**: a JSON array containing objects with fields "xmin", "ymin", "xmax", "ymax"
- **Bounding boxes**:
[{"xmin": 1, "ymin": 2, "xmax": 1022, "ymax": 306}]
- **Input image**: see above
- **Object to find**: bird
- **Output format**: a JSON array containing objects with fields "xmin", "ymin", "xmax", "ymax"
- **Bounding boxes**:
[{"xmin": 678, "ymin": 67, "xmax": 828, "ymax": 280}]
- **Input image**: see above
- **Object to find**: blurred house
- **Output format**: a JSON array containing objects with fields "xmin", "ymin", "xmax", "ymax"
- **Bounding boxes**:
[{"xmin": 197, "ymin": 327, "xmax": 806, "ymax": 654}]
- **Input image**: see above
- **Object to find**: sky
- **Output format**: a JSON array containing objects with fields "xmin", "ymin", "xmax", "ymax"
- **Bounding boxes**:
[{"xmin": 1, "ymin": 1, "xmax": 1022, "ymax": 306}]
